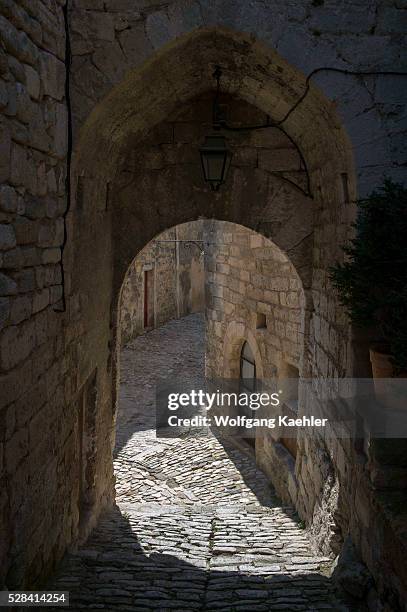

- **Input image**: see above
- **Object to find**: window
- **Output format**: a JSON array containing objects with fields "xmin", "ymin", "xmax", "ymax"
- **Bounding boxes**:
[
  {"xmin": 239, "ymin": 341, "xmax": 257, "ymax": 449},
  {"xmin": 256, "ymin": 313, "xmax": 267, "ymax": 329},
  {"xmin": 240, "ymin": 341, "xmax": 256, "ymax": 391}
]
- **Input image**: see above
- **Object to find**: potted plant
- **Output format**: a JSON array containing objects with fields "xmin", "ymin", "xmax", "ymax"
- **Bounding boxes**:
[
  {"xmin": 330, "ymin": 179, "xmax": 407, "ymax": 378},
  {"xmin": 330, "ymin": 180, "xmax": 407, "ymax": 472}
]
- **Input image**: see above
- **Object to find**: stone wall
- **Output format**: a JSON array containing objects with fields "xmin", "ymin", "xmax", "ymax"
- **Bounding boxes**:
[
  {"xmin": 120, "ymin": 222, "xmax": 204, "ymax": 345},
  {"xmin": 68, "ymin": 0, "xmax": 406, "ymax": 195},
  {"xmin": 205, "ymin": 216, "xmax": 407, "ymax": 606},
  {"xmin": 205, "ymin": 221, "xmax": 306, "ymax": 512},
  {"xmin": 0, "ymin": 1, "xmax": 406, "ymax": 607},
  {"xmin": 0, "ymin": 0, "xmax": 70, "ymax": 588},
  {"xmin": 205, "ymin": 221, "xmax": 302, "ymax": 378}
]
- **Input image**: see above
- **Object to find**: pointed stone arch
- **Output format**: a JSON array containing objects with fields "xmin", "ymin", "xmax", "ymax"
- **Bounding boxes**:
[
  {"xmin": 62, "ymin": 27, "xmax": 360, "ymax": 576},
  {"xmin": 68, "ymin": 26, "xmax": 355, "ymax": 313}
]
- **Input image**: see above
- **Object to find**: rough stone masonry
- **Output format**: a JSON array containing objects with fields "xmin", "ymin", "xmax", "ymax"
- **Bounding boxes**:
[
  {"xmin": 0, "ymin": 1, "xmax": 406, "ymax": 610},
  {"xmin": 46, "ymin": 314, "xmax": 350, "ymax": 611}
]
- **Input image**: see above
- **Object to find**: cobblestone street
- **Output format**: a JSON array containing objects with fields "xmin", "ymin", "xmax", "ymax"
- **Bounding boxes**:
[{"xmin": 47, "ymin": 314, "xmax": 349, "ymax": 611}]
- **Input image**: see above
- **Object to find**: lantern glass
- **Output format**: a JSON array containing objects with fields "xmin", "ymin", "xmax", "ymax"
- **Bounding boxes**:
[{"xmin": 199, "ymin": 135, "xmax": 232, "ymax": 191}]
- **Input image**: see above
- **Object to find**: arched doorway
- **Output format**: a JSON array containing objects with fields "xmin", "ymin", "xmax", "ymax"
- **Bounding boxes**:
[{"xmin": 60, "ymin": 25, "xmax": 363, "ymax": 597}]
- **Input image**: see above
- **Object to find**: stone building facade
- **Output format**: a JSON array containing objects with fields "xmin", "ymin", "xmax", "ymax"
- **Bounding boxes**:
[
  {"xmin": 204, "ymin": 221, "xmax": 303, "ymax": 509},
  {"xmin": 120, "ymin": 222, "xmax": 204, "ymax": 345},
  {"xmin": 0, "ymin": 0, "xmax": 406, "ymax": 609}
]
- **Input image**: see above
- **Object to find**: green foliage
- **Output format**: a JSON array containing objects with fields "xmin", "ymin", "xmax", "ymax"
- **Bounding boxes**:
[{"xmin": 330, "ymin": 180, "xmax": 407, "ymax": 371}]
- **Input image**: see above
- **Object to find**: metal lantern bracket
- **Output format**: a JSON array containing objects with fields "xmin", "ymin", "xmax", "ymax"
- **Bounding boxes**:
[{"xmin": 153, "ymin": 239, "xmax": 221, "ymax": 256}]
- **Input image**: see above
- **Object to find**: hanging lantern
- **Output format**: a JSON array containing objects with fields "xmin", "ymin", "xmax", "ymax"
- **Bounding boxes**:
[{"xmin": 199, "ymin": 134, "xmax": 232, "ymax": 191}]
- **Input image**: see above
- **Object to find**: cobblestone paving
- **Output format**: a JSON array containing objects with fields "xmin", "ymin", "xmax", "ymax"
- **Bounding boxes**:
[{"xmin": 46, "ymin": 314, "xmax": 350, "ymax": 611}]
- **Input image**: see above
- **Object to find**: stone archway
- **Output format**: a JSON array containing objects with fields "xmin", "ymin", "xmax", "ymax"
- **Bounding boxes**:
[
  {"xmin": 70, "ymin": 27, "xmax": 355, "ymax": 294},
  {"xmin": 1, "ymin": 3, "xmax": 405, "ymax": 603},
  {"xmin": 3, "ymin": 23, "xmax": 364, "ymax": 596},
  {"xmin": 64, "ymin": 26, "xmax": 356, "ymax": 567}
]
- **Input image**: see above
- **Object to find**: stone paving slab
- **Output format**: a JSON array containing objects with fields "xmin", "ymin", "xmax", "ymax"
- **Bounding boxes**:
[{"xmin": 45, "ymin": 315, "xmax": 350, "ymax": 611}]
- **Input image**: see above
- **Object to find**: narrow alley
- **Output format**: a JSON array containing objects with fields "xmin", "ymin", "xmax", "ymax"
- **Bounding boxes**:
[{"xmin": 45, "ymin": 314, "xmax": 349, "ymax": 611}]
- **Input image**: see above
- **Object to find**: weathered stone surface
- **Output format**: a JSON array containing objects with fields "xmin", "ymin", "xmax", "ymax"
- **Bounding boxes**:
[
  {"xmin": 0, "ymin": 272, "xmax": 17, "ymax": 296},
  {"xmin": 0, "ymin": 318, "xmax": 35, "ymax": 370},
  {"xmin": 15, "ymin": 82, "xmax": 34, "ymax": 124},
  {"xmin": 0, "ymin": 224, "xmax": 16, "ymax": 250},
  {"xmin": 38, "ymin": 219, "xmax": 64, "ymax": 247},
  {"xmin": 42, "ymin": 247, "xmax": 61, "ymax": 264},
  {"xmin": 119, "ymin": 23, "xmax": 153, "ymax": 64},
  {"xmin": 0, "ymin": 16, "xmax": 39, "ymax": 65},
  {"xmin": 39, "ymin": 51, "xmax": 65, "ymax": 101},
  {"xmin": 76, "ymin": 10, "xmax": 115, "ymax": 42},
  {"xmin": 24, "ymin": 64, "xmax": 40, "ymax": 100},
  {"xmin": 45, "ymin": 315, "xmax": 348, "ymax": 610},
  {"xmin": 7, "ymin": 54, "xmax": 25, "ymax": 83},
  {"xmin": 145, "ymin": 11, "xmax": 172, "ymax": 49},
  {"xmin": 0, "ymin": 297, "xmax": 10, "ymax": 328},
  {"xmin": 14, "ymin": 218, "xmax": 38, "ymax": 245},
  {"xmin": 9, "ymin": 141, "xmax": 30, "ymax": 188},
  {"xmin": 0, "ymin": 47, "xmax": 8, "ymax": 75},
  {"xmin": 9, "ymin": 294, "xmax": 31, "ymax": 324},
  {"xmin": 0, "ymin": 0, "xmax": 43, "ymax": 45},
  {"xmin": 4, "ymin": 426, "xmax": 28, "ymax": 473},
  {"xmin": 28, "ymin": 104, "xmax": 51, "ymax": 152},
  {"xmin": 92, "ymin": 41, "xmax": 128, "ymax": 84},
  {"xmin": 73, "ymin": 0, "xmax": 104, "ymax": 10},
  {"xmin": 0, "ymin": 79, "xmax": 8, "ymax": 109},
  {"xmin": 331, "ymin": 537, "xmax": 372, "ymax": 600},
  {"xmin": 258, "ymin": 148, "xmax": 301, "ymax": 172},
  {"xmin": 0, "ymin": 120, "xmax": 11, "ymax": 182},
  {"xmin": 0, "ymin": 184, "xmax": 17, "ymax": 213},
  {"xmin": 104, "ymin": 0, "xmax": 135, "ymax": 11},
  {"xmin": 2, "ymin": 248, "xmax": 22, "ymax": 269},
  {"xmin": 32, "ymin": 288, "xmax": 49, "ymax": 313}
]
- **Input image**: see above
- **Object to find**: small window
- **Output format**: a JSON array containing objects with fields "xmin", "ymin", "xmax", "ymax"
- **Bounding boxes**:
[{"xmin": 256, "ymin": 313, "xmax": 267, "ymax": 329}]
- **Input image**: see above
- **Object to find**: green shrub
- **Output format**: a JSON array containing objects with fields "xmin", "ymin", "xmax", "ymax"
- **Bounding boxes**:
[{"xmin": 330, "ymin": 180, "xmax": 407, "ymax": 371}]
